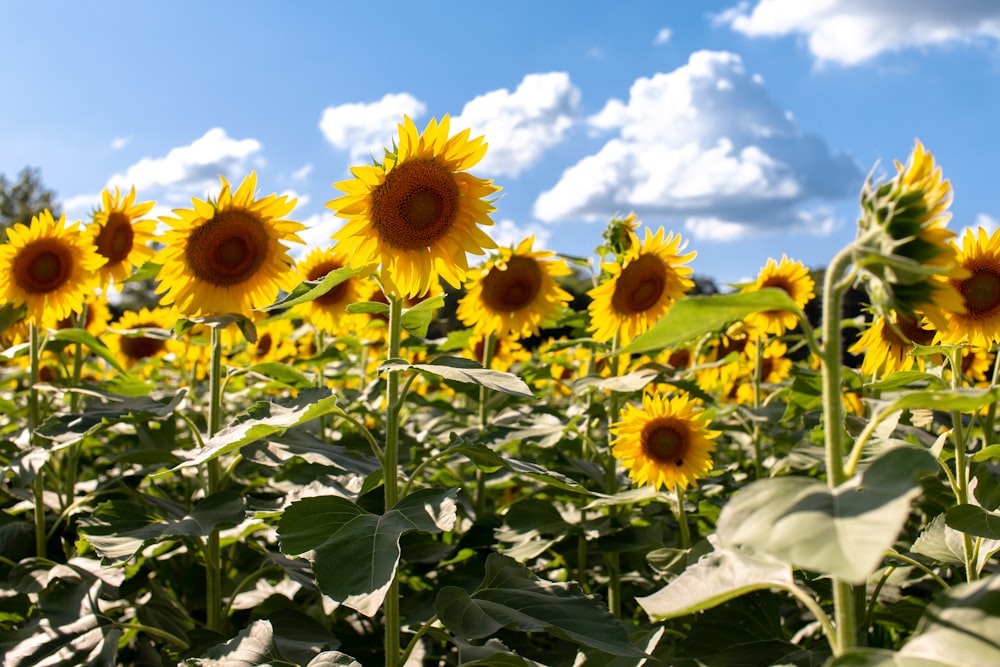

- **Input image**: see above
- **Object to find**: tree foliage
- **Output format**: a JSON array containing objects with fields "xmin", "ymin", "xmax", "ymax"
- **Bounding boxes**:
[{"xmin": 0, "ymin": 166, "xmax": 60, "ymax": 235}]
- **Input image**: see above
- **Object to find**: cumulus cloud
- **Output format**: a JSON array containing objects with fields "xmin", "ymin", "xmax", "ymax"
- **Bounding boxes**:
[
  {"xmin": 489, "ymin": 219, "xmax": 553, "ymax": 249},
  {"xmin": 106, "ymin": 127, "xmax": 262, "ymax": 201},
  {"xmin": 110, "ymin": 136, "xmax": 130, "ymax": 150},
  {"xmin": 962, "ymin": 213, "xmax": 1000, "ymax": 239},
  {"xmin": 533, "ymin": 50, "xmax": 860, "ymax": 241},
  {"xmin": 319, "ymin": 93, "xmax": 426, "ymax": 162},
  {"xmin": 654, "ymin": 27, "xmax": 673, "ymax": 45},
  {"xmin": 291, "ymin": 163, "xmax": 313, "ymax": 181},
  {"xmin": 454, "ymin": 72, "xmax": 582, "ymax": 178},
  {"xmin": 293, "ymin": 212, "xmax": 340, "ymax": 256},
  {"xmin": 717, "ymin": 0, "xmax": 1000, "ymax": 65}
]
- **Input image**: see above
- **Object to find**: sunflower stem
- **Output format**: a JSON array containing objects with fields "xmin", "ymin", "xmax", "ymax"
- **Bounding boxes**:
[
  {"xmin": 820, "ymin": 246, "xmax": 858, "ymax": 654},
  {"xmin": 475, "ymin": 333, "xmax": 496, "ymax": 519},
  {"xmin": 981, "ymin": 346, "xmax": 1000, "ymax": 449},
  {"xmin": 604, "ymin": 332, "xmax": 623, "ymax": 618},
  {"xmin": 205, "ymin": 325, "xmax": 224, "ymax": 633},
  {"xmin": 752, "ymin": 334, "xmax": 764, "ymax": 480},
  {"xmin": 674, "ymin": 484, "xmax": 691, "ymax": 550},
  {"xmin": 384, "ymin": 294, "xmax": 404, "ymax": 667},
  {"xmin": 28, "ymin": 323, "xmax": 46, "ymax": 558},
  {"xmin": 946, "ymin": 347, "xmax": 978, "ymax": 582},
  {"xmin": 63, "ymin": 306, "xmax": 88, "ymax": 511}
]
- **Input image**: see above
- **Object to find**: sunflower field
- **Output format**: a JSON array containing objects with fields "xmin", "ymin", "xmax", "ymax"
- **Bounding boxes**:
[{"xmin": 2, "ymin": 117, "xmax": 1000, "ymax": 667}]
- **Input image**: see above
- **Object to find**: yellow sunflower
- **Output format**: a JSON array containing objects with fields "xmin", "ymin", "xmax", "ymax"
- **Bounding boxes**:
[
  {"xmin": 588, "ymin": 226, "xmax": 695, "ymax": 345},
  {"xmin": 934, "ymin": 226, "xmax": 1000, "ymax": 348},
  {"xmin": 610, "ymin": 391, "xmax": 719, "ymax": 491},
  {"xmin": 733, "ymin": 340, "xmax": 793, "ymax": 404},
  {"xmin": 108, "ymin": 306, "xmax": 179, "ymax": 369},
  {"xmin": 327, "ymin": 115, "xmax": 500, "ymax": 298},
  {"xmin": 56, "ymin": 292, "xmax": 111, "ymax": 336},
  {"xmin": 0, "ymin": 210, "xmax": 105, "ymax": 326},
  {"xmin": 87, "ymin": 186, "xmax": 157, "ymax": 290},
  {"xmin": 849, "ymin": 311, "xmax": 936, "ymax": 378},
  {"xmin": 154, "ymin": 172, "xmax": 305, "ymax": 317},
  {"xmin": 457, "ymin": 236, "xmax": 573, "ymax": 339},
  {"xmin": 742, "ymin": 256, "xmax": 815, "ymax": 337},
  {"xmin": 293, "ymin": 247, "xmax": 372, "ymax": 335}
]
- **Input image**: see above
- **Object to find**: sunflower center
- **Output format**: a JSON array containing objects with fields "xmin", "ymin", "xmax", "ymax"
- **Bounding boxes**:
[
  {"xmin": 961, "ymin": 267, "xmax": 1000, "ymax": 317},
  {"xmin": 256, "ymin": 332, "xmax": 273, "ymax": 357},
  {"xmin": 894, "ymin": 313, "xmax": 934, "ymax": 345},
  {"xmin": 372, "ymin": 159, "xmax": 459, "ymax": 250},
  {"xmin": 641, "ymin": 420, "xmax": 687, "ymax": 467},
  {"xmin": 95, "ymin": 212, "xmax": 135, "ymax": 262},
  {"xmin": 13, "ymin": 240, "xmax": 73, "ymax": 294},
  {"xmin": 480, "ymin": 256, "xmax": 544, "ymax": 312},
  {"xmin": 307, "ymin": 261, "xmax": 351, "ymax": 306},
  {"xmin": 186, "ymin": 209, "xmax": 269, "ymax": 287},
  {"xmin": 120, "ymin": 324, "xmax": 166, "ymax": 361},
  {"xmin": 612, "ymin": 254, "xmax": 667, "ymax": 315}
]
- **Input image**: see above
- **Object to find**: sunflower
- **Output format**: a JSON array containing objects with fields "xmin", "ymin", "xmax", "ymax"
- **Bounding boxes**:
[
  {"xmin": 457, "ymin": 236, "xmax": 573, "ymax": 339},
  {"xmin": 610, "ymin": 391, "xmax": 719, "ymax": 491},
  {"xmin": 327, "ymin": 115, "xmax": 500, "ymax": 298},
  {"xmin": 154, "ymin": 172, "xmax": 305, "ymax": 317},
  {"xmin": 742, "ymin": 256, "xmax": 814, "ymax": 337},
  {"xmin": 87, "ymin": 186, "xmax": 157, "ymax": 290},
  {"xmin": 108, "ymin": 306, "xmax": 179, "ymax": 369},
  {"xmin": 936, "ymin": 226, "xmax": 1000, "ymax": 348},
  {"xmin": 588, "ymin": 226, "xmax": 695, "ymax": 345},
  {"xmin": 732, "ymin": 340, "xmax": 793, "ymax": 404},
  {"xmin": 293, "ymin": 247, "xmax": 372, "ymax": 335},
  {"xmin": 0, "ymin": 210, "xmax": 105, "ymax": 326},
  {"xmin": 56, "ymin": 292, "xmax": 111, "ymax": 336},
  {"xmin": 849, "ymin": 311, "xmax": 936, "ymax": 378}
]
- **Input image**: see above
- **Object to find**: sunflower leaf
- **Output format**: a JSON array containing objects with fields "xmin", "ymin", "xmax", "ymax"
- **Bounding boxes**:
[
  {"xmin": 345, "ymin": 301, "xmax": 390, "ymax": 316},
  {"xmin": 619, "ymin": 289, "xmax": 803, "ymax": 356},
  {"xmin": 49, "ymin": 329, "xmax": 126, "ymax": 373},
  {"xmin": 379, "ymin": 356, "xmax": 534, "ymax": 398},
  {"xmin": 400, "ymin": 294, "xmax": 446, "ymax": 337},
  {"xmin": 122, "ymin": 260, "xmax": 161, "ymax": 283},
  {"xmin": 262, "ymin": 266, "xmax": 365, "ymax": 312}
]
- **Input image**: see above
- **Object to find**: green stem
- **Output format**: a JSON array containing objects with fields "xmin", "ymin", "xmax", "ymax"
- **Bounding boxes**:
[
  {"xmin": 674, "ymin": 484, "xmax": 691, "ymax": 550},
  {"xmin": 885, "ymin": 550, "xmax": 950, "ymax": 590},
  {"xmin": 820, "ymin": 247, "xmax": 858, "ymax": 654},
  {"xmin": 384, "ymin": 294, "xmax": 404, "ymax": 667},
  {"xmin": 28, "ymin": 323, "xmax": 46, "ymax": 558},
  {"xmin": 475, "ymin": 333, "xmax": 495, "ymax": 518},
  {"xmin": 63, "ymin": 306, "xmax": 87, "ymax": 510},
  {"xmin": 604, "ymin": 333, "xmax": 623, "ymax": 618},
  {"xmin": 752, "ymin": 335, "xmax": 764, "ymax": 479},
  {"xmin": 205, "ymin": 326, "xmax": 224, "ymax": 633},
  {"xmin": 400, "ymin": 614, "xmax": 439, "ymax": 665},
  {"xmin": 779, "ymin": 582, "xmax": 839, "ymax": 654},
  {"xmin": 980, "ymin": 346, "xmax": 1000, "ymax": 449},
  {"xmin": 946, "ymin": 348, "xmax": 977, "ymax": 582}
]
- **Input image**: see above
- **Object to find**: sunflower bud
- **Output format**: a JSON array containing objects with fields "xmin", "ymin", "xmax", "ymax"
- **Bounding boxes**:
[
  {"xmin": 851, "ymin": 140, "xmax": 966, "ymax": 327},
  {"xmin": 599, "ymin": 212, "xmax": 641, "ymax": 260}
]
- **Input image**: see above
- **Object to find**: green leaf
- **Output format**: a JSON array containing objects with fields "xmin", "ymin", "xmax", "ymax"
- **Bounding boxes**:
[
  {"xmin": 899, "ymin": 576, "xmax": 1000, "ymax": 666},
  {"xmin": 945, "ymin": 504, "xmax": 1000, "ymax": 539},
  {"xmin": 190, "ymin": 620, "xmax": 276, "ymax": 666},
  {"xmin": 79, "ymin": 490, "xmax": 246, "ymax": 561},
  {"xmin": 637, "ymin": 545, "xmax": 794, "ymax": 619},
  {"xmin": 822, "ymin": 648, "xmax": 944, "ymax": 666},
  {"xmin": 49, "ymin": 328, "xmax": 125, "ymax": 373},
  {"xmin": 874, "ymin": 387, "xmax": 1000, "ymax": 417},
  {"xmin": 260, "ymin": 265, "xmax": 364, "ymax": 312},
  {"xmin": 619, "ymin": 289, "xmax": 803, "ymax": 356},
  {"xmin": 278, "ymin": 487, "xmax": 458, "ymax": 616},
  {"xmin": 245, "ymin": 362, "xmax": 315, "ymax": 389},
  {"xmin": 169, "ymin": 388, "xmax": 341, "ymax": 472},
  {"xmin": 123, "ymin": 260, "xmax": 161, "ymax": 283},
  {"xmin": 34, "ymin": 389, "xmax": 187, "ymax": 449},
  {"xmin": 380, "ymin": 355, "xmax": 535, "ymax": 398},
  {"xmin": 345, "ymin": 301, "xmax": 390, "ymax": 316},
  {"xmin": 717, "ymin": 447, "xmax": 938, "ymax": 583},
  {"xmin": 400, "ymin": 294, "xmax": 446, "ymax": 337},
  {"xmin": 436, "ymin": 553, "xmax": 646, "ymax": 658}
]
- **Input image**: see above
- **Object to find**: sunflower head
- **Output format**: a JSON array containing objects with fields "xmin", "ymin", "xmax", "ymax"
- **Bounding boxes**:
[
  {"xmin": 598, "ymin": 212, "xmax": 642, "ymax": 260},
  {"xmin": 457, "ymin": 235, "xmax": 573, "ymax": 339},
  {"xmin": 328, "ymin": 115, "xmax": 500, "ymax": 298},
  {"xmin": 87, "ymin": 186, "xmax": 157, "ymax": 290},
  {"xmin": 854, "ymin": 141, "xmax": 966, "ymax": 324},
  {"xmin": 153, "ymin": 172, "xmax": 305, "ymax": 318},
  {"xmin": 936, "ymin": 226, "xmax": 1000, "ymax": 348},
  {"xmin": 742, "ymin": 255, "xmax": 815, "ymax": 337},
  {"xmin": 108, "ymin": 306, "xmax": 180, "ymax": 370},
  {"xmin": 293, "ymin": 246, "xmax": 373, "ymax": 335},
  {"xmin": 0, "ymin": 210, "xmax": 106, "ymax": 326},
  {"xmin": 848, "ymin": 310, "xmax": 936, "ymax": 378},
  {"xmin": 588, "ymin": 226, "xmax": 695, "ymax": 345},
  {"xmin": 610, "ymin": 391, "xmax": 719, "ymax": 491}
]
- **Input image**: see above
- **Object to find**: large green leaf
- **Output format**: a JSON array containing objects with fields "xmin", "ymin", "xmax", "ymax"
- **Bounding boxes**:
[
  {"xmin": 435, "ymin": 553, "xmax": 646, "ymax": 658},
  {"xmin": 49, "ymin": 328, "xmax": 126, "ymax": 373},
  {"xmin": 400, "ymin": 293, "xmax": 446, "ymax": 337},
  {"xmin": 945, "ymin": 504, "xmax": 1000, "ymax": 539},
  {"xmin": 186, "ymin": 618, "xmax": 348, "ymax": 667},
  {"xmin": 637, "ymin": 544, "xmax": 793, "ymax": 619},
  {"xmin": 912, "ymin": 514, "xmax": 1000, "ymax": 576},
  {"xmin": 717, "ymin": 447, "xmax": 938, "ymax": 583},
  {"xmin": 79, "ymin": 490, "xmax": 246, "ymax": 561},
  {"xmin": 35, "ymin": 389, "xmax": 187, "ymax": 449},
  {"xmin": 822, "ymin": 648, "xmax": 948, "ymax": 666},
  {"xmin": 380, "ymin": 356, "xmax": 535, "ymax": 398},
  {"xmin": 260, "ymin": 265, "xmax": 365, "ymax": 312},
  {"xmin": 898, "ymin": 575, "xmax": 1000, "ymax": 666},
  {"xmin": 619, "ymin": 289, "xmax": 802, "ymax": 356},
  {"xmin": 170, "ymin": 387, "xmax": 341, "ymax": 472},
  {"xmin": 277, "ymin": 487, "xmax": 458, "ymax": 616}
]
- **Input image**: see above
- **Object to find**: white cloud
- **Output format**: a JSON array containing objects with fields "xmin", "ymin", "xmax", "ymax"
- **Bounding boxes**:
[
  {"xmin": 291, "ymin": 163, "xmax": 313, "ymax": 181},
  {"xmin": 110, "ymin": 136, "xmax": 130, "ymax": 150},
  {"xmin": 718, "ymin": 0, "xmax": 1000, "ymax": 65},
  {"xmin": 62, "ymin": 193, "xmax": 102, "ymax": 219},
  {"xmin": 655, "ymin": 27, "xmax": 673, "ymax": 45},
  {"xmin": 533, "ymin": 50, "xmax": 860, "ymax": 241},
  {"xmin": 293, "ymin": 212, "xmax": 340, "ymax": 257},
  {"xmin": 454, "ymin": 72, "xmax": 581, "ymax": 178},
  {"xmin": 962, "ymin": 213, "xmax": 1000, "ymax": 240},
  {"xmin": 319, "ymin": 93, "xmax": 426, "ymax": 163},
  {"xmin": 489, "ymin": 218, "xmax": 553, "ymax": 249},
  {"xmin": 106, "ymin": 127, "xmax": 262, "ymax": 201}
]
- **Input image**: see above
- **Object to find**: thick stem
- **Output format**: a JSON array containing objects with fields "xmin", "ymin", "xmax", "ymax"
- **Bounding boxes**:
[
  {"xmin": 205, "ymin": 326, "xmax": 224, "ymax": 633},
  {"xmin": 674, "ymin": 484, "xmax": 691, "ymax": 550},
  {"xmin": 384, "ymin": 295, "xmax": 404, "ymax": 667},
  {"xmin": 603, "ymin": 333, "xmax": 623, "ymax": 618},
  {"xmin": 29, "ymin": 323, "xmax": 46, "ymax": 558},
  {"xmin": 947, "ymin": 349, "xmax": 978, "ymax": 582},
  {"xmin": 752, "ymin": 335, "xmax": 764, "ymax": 479},
  {"xmin": 475, "ymin": 333, "xmax": 496, "ymax": 518}
]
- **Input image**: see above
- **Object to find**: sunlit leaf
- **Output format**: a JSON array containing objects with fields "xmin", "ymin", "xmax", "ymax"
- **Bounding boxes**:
[
  {"xmin": 380, "ymin": 356, "xmax": 534, "ymax": 398},
  {"xmin": 49, "ymin": 328, "xmax": 125, "ymax": 373},
  {"xmin": 245, "ymin": 362, "xmax": 315, "ymax": 389},
  {"xmin": 400, "ymin": 294, "xmax": 446, "ymax": 337},
  {"xmin": 260, "ymin": 266, "xmax": 364, "ymax": 312},
  {"xmin": 899, "ymin": 576, "xmax": 1000, "ymax": 665},
  {"xmin": 945, "ymin": 504, "xmax": 1000, "ymax": 539}
]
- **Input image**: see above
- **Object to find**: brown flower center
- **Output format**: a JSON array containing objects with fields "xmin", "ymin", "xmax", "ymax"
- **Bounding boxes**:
[
  {"xmin": 186, "ymin": 209, "xmax": 269, "ymax": 287},
  {"xmin": 894, "ymin": 313, "xmax": 934, "ymax": 345},
  {"xmin": 95, "ymin": 211, "xmax": 135, "ymax": 263},
  {"xmin": 612, "ymin": 254, "xmax": 666, "ymax": 315},
  {"xmin": 371, "ymin": 159, "xmax": 459, "ymax": 250},
  {"xmin": 641, "ymin": 418, "xmax": 687, "ymax": 467},
  {"xmin": 13, "ymin": 239, "xmax": 73, "ymax": 294},
  {"xmin": 960, "ymin": 264, "xmax": 1000, "ymax": 318},
  {"xmin": 307, "ymin": 260, "xmax": 351, "ymax": 306},
  {"xmin": 480, "ymin": 256, "xmax": 543, "ymax": 312},
  {"xmin": 256, "ymin": 332, "xmax": 273, "ymax": 357},
  {"xmin": 668, "ymin": 349, "xmax": 691, "ymax": 369},
  {"xmin": 120, "ymin": 323, "xmax": 166, "ymax": 360}
]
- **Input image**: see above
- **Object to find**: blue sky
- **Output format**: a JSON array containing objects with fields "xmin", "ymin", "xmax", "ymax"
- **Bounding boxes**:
[{"xmin": 3, "ymin": 1, "xmax": 1000, "ymax": 286}]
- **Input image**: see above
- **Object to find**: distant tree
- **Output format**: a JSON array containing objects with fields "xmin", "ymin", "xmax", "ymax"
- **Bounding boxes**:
[{"xmin": 0, "ymin": 167, "xmax": 60, "ymax": 235}]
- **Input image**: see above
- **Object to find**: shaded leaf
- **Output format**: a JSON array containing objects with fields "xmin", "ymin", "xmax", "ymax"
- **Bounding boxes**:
[
  {"xmin": 49, "ymin": 328, "xmax": 125, "ymax": 373},
  {"xmin": 899, "ymin": 576, "xmax": 1000, "ymax": 666},
  {"xmin": 400, "ymin": 294, "xmax": 446, "ymax": 337},
  {"xmin": 945, "ymin": 504, "xmax": 1000, "ymax": 539},
  {"xmin": 35, "ymin": 389, "xmax": 187, "ymax": 448}
]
